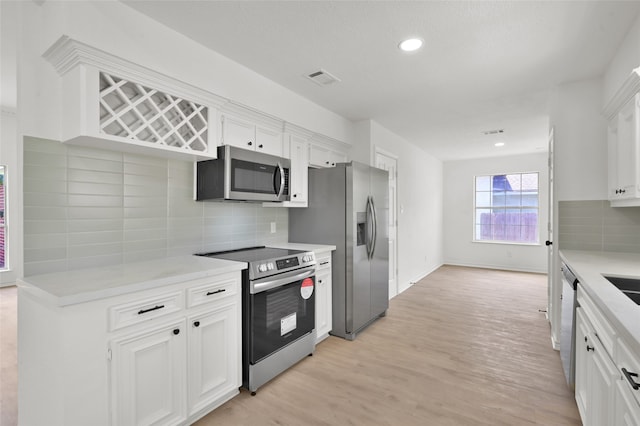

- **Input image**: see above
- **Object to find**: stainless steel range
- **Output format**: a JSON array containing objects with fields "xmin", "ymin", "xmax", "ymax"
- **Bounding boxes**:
[{"xmin": 196, "ymin": 246, "xmax": 317, "ymax": 394}]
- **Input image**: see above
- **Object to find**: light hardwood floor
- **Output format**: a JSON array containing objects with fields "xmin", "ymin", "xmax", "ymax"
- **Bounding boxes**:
[{"xmin": 0, "ymin": 266, "xmax": 581, "ymax": 426}]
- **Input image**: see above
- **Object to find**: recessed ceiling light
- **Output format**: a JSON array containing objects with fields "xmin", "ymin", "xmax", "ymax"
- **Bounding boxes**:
[
  {"xmin": 399, "ymin": 38, "xmax": 423, "ymax": 52},
  {"xmin": 494, "ymin": 142, "xmax": 505, "ymax": 147}
]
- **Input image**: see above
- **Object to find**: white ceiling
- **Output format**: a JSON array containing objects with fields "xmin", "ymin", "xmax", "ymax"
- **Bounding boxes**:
[{"xmin": 123, "ymin": 1, "xmax": 640, "ymax": 161}]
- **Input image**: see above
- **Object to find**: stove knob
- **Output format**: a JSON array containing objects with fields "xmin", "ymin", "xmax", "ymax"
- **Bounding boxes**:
[
  {"xmin": 267, "ymin": 263, "xmax": 275, "ymax": 271},
  {"xmin": 258, "ymin": 264, "xmax": 268, "ymax": 272}
]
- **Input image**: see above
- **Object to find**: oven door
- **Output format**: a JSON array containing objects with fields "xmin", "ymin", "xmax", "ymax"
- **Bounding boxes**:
[{"xmin": 249, "ymin": 267, "xmax": 315, "ymax": 363}]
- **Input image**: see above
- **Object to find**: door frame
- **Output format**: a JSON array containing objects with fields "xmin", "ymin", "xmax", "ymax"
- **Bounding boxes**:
[{"xmin": 374, "ymin": 146, "xmax": 399, "ymax": 299}]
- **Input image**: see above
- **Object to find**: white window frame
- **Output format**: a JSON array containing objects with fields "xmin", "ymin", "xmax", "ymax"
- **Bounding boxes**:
[{"xmin": 473, "ymin": 171, "xmax": 540, "ymax": 246}]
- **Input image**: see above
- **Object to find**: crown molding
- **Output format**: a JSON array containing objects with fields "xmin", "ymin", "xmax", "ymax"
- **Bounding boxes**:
[
  {"xmin": 603, "ymin": 68, "xmax": 640, "ymax": 121},
  {"xmin": 284, "ymin": 122, "xmax": 314, "ymax": 140},
  {"xmin": 42, "ymin": 35, "xmax": 229, "ymax": 109},
  {"xmin": 220, "ymin": 101, "xmax": 284, "ymax": 130},
  {"xmin": 310, "ymin": 132, "xmax": 351, "ymax": 151}
]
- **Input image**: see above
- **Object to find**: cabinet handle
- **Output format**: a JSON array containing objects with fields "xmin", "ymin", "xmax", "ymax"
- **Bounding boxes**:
[
  {"xmin": 293, "ymin": 194, "xmax": 297, "ymax": 198},
  {"xmin": 622, "ymin": 189, "xmax": 626, "ymax": 194},
  {"xmin": 331, "ymin": 163, "xmax": 335, "ymax": 166},
  {"xmin": 173, "ymin": 329, "xmax": 180, "ymax": 335},
  {"xmin": 138, "ymin": 304, "xmax": 165, "ymax": 315},
  {"xmin": 319, "ymin": 280, "xmax": 323, "ymax": 284},
  {"xmin": 320, "ymin": 261, "xmax": 329, "ymax": 266},
  {"xmin": 258, "ymin": 144, "xmax": 263, "ymax": 149},
  {"xmin": 248, "ymin": 141, "xmax": 253, "ymax": 146},
  {"xmin": 584, "ymin": 336, "xmax": 588, "ymax": 343},
  {"xmin": 325, "ymin": 161, "xmax": 330, "ymax": 165},
  {"xmin": 622, "ymin": 368, "xmax": 640, "ymax": 390},
  {"xmin": 193, "ymin": 321, "xmax": 200, "ymax": 328},
  {"xmin": 586, "ymin": 345, "xmax": 595, "ymax": 352},
  {"xmin": 206, "ymin": 289, "xmax": 226, "ymax": 296}
]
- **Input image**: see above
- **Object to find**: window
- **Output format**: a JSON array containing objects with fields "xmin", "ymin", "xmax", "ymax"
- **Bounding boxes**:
[
  {"xmin": 474, "ymin": 172, "xmax": 539, "ymax": 244},
  {"xmin": 0, "ymin": 166, "xmax": 5, "ymax": 269}
]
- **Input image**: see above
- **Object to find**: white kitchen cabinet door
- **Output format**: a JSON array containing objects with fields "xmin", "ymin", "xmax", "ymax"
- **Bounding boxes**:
[
  {"xmin": 288, "ymin": 136, "xmax": 309, "ymax": 205},
  {"xmin": 614, "ymin": 379, "xmax": 640, "ymax": 426},
  {"xmin": 221, "ymin": 114, "xmax": 256, "ymax": 151},
  {"xmin": 256, "ymin": 126, "xmax": 283, "ymax": 157},
  {"xmin": 111, "ymin": 320, "xmax": 187, "ymax": 426},
  {"xmin": 575, "ymin": 308, "xmax": 590, "ymax": 421},
  {"xmin": 187, "ymin": 303, "xmax": 240, "ymax": 417},
  {"xmin": 329, "ymin": 150, "xmax": 347, "ymax": 166},
  {"xmin": 221, "ymin": 114, "xmax": 283, "ymax": 157},
  {"xmin": 314, "ymin": 253, "xmax": 333, "ymax": 343},
  {"xmin": 309, "ymin": 143, "xmax": 331, "ymax": 168},
  {"xmin": 574, "ymin": 307, "xmax": 618, "ymax": 426},
  {"xmin": 609, "ymin": 93, "xmax": 640, "ymax": 206}
]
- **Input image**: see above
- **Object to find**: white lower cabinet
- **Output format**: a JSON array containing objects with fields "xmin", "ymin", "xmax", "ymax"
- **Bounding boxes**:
[
  {"xmin": 109, "ymin": 280, "xmax": 241, "ymax": 426},
  {"xmin": 18, "ymin": 269, "xmax": 242, "ymax": 426},
  {"xmin": 111, "ymin": 320, "xmax": 188, "ymax": 426},
  {"xmin": 314, "ymin": 251, "xmax": 333, "ymax": 343},
  {"xmin": 615, "ymin": 379, "xmax": 640, "ymax": 425},
  {"xmin": 574, "ymin": 285, "xmax": 640, "ymax": 426},
  {"xmin": 187, "ymin": 303, "xmax": 239, "ymax": 416},
  {"xmin": 575, "ymin": 304, "xmax": 618, "ymax": 426}
]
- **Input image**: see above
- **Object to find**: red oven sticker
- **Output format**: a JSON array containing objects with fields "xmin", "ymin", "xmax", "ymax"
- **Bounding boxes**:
[{"xmin": 300, "ymin": 278, "xmax": 314, "ymax": 300}]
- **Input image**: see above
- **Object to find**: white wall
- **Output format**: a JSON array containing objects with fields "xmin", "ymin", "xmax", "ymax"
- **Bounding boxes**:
[
  {"xmin": 367, "ymin": 121, "xmax": 443, "ymax": 292},
  {"xmin": 443, "ymin": 153, "xmax": 548, "ymax": 273},
  {"xmin": 18, "ymin": 1, "xmax": 354, "ymax": 144},
  {"xmin": 550, "ymin": 78, "xmax": 608, "ymax": 202}
]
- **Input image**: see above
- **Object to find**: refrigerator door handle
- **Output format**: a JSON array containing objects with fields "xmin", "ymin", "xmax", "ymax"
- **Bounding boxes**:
[
  {"xmin": 365, "ymin": 196, "xmax": 372, "ymax": 259},
  {"xmin": 370, "ymin": 195, "xmax": 377, "ymax": 258}
]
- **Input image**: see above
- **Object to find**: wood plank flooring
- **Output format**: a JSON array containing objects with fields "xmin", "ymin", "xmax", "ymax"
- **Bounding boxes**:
[
  {"xmin": 195, "ymin": 265, "xmax": 581, "ymax": 426},
  {"xmin": 0, "ymin": 266, "xmax": 581, "ymax": 426}
]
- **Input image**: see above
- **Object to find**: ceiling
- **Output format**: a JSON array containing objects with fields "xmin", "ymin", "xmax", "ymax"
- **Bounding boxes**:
[{"xmin": 123, "ymin": 1, "xmax": 640, "ymax": 161}]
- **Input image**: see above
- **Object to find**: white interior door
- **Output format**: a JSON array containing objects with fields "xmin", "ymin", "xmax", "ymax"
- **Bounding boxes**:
[{"xmin": 375, "ymin": 150, "xmax": 398, "ymax": 299}]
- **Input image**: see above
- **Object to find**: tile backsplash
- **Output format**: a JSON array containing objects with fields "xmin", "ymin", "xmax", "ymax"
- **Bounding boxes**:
[
  {"xmin": 558, "ymin": 200, "xmax": 640, "ymax": 253},
  {"xmin": 23, "ymin": 137, "xmax": 288, "ymax": 276}
]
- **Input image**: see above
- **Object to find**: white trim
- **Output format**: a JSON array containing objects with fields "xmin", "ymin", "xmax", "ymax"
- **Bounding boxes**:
[
  {"xmin": 603, "ymin": 67, "xmax": 640, "ymax": 120},
  {"xmin": 443, "ymin": 261, "xmax": 547, "ymax": 275},
  {"xmin": 43, "ymin": 35, "xmax": 229, "ymax": 109}
]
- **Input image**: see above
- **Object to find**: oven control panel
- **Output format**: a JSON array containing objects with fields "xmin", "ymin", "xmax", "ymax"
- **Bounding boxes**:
[
  {"xmin": 276, "ymin": 257, "xmax": 299, "ymax": 270},
  {"xmin": 253, "ymin": 251, "xmax": 316, "ymax": 279}
]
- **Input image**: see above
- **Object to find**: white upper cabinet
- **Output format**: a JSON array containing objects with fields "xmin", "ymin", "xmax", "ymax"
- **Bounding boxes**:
[
  {"xmin": 43, "ymin": 36, "xmax": 226, "ymax": 161},
  {"xmin": 219, "ymin": 105, "xmax": 284, "ymax": 158},
  {"xmin": 263, "ymin": 125, "xmax": 311, "ymax": 208},
  {"xmin": 604, "ymin": 69, "xmax": 640, "ymax": 207},
  {"xmin": 308, "ymin": 135, "xmax": 349, "ymax": 168}
]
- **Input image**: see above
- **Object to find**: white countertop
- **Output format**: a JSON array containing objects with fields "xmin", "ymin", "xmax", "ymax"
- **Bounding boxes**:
[
  {"xmin": 559, "ymin": 250, "xmax": 640, "ymax": 354},
  {"xmin": 18, "ymin": 255, "xmax": 246, "ymax": 307},
  {"xmin": 269, "ymin": 242, "xmax": 337, "ymax": 253}
]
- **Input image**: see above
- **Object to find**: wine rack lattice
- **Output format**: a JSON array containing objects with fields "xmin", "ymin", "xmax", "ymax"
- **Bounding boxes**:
[{"xmin": 99, "ymin": 73, "xmax": 209, "ymax": 152}]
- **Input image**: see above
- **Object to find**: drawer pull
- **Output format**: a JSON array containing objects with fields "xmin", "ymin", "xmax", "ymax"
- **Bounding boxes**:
[
  {"xmin": 320, "ymin": 261, "xmax": 329, "ymax": 266},
  {"xmin": 138, "ymin": 304, "xmax": 165, "ymax": 315},
  {"xmin": 622, "ymin": 368, "xmax": 640, "ymax": 390},
  {"xmin": 206, "ymin": 289, "xmax": 226, "ymax": 296},
  {"xmin": 586, "ymin": 345, "xmax": 595, "ymax": 352}
]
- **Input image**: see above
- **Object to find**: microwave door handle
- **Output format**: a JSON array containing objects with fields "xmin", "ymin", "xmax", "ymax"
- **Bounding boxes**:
[{"xmin": 275, "ymin": 162, "xmax": 285, "ymax": 199}]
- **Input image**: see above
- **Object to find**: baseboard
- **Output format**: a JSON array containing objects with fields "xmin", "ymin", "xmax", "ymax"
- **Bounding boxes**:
[
  {"xmin": 398, "ymin": 262, "xmax": 444, "ymax": 295},
  {"xmin": 443, "ymin": 261, "xmax": 547, "ymax": 274}
]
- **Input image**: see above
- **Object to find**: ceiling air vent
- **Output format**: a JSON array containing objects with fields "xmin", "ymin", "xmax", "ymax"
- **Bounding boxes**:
[{"xmin": 306, "ymin": 69, "xmax": 341, "ymax": 86}]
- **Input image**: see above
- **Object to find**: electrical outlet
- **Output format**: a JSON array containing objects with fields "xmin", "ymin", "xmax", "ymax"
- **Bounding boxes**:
[{"xmin": 270, "ymin": 222, "xmax": 276, "ymax": 233}]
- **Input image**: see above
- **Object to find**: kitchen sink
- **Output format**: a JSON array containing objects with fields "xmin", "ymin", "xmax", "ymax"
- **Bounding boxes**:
[{"xmin": 603, "ymin": 276, "xmax": 640, "ymax": 305}]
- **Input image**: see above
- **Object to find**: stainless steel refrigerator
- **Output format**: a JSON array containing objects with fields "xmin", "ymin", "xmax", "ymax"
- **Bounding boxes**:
[{"xmin": 289, "ymin": 161, "xmax": 389, "ymax": 340}]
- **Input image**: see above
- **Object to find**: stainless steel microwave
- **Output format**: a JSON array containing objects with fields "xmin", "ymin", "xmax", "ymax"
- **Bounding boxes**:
[{"xmin": 195, "ymin": 145, "xmax": 290, "ymax": 202}]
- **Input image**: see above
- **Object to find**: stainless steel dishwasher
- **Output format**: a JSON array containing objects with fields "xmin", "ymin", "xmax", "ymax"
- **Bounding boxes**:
[{"xmin": 560, "ymin": 261, "xmax": 579, "ymax": 389}]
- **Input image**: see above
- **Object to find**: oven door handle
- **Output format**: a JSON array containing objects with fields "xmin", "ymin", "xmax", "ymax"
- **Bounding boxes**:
[{"xmin": 250, "ymin": 268, "xmax": 315, "ymax": 294}]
